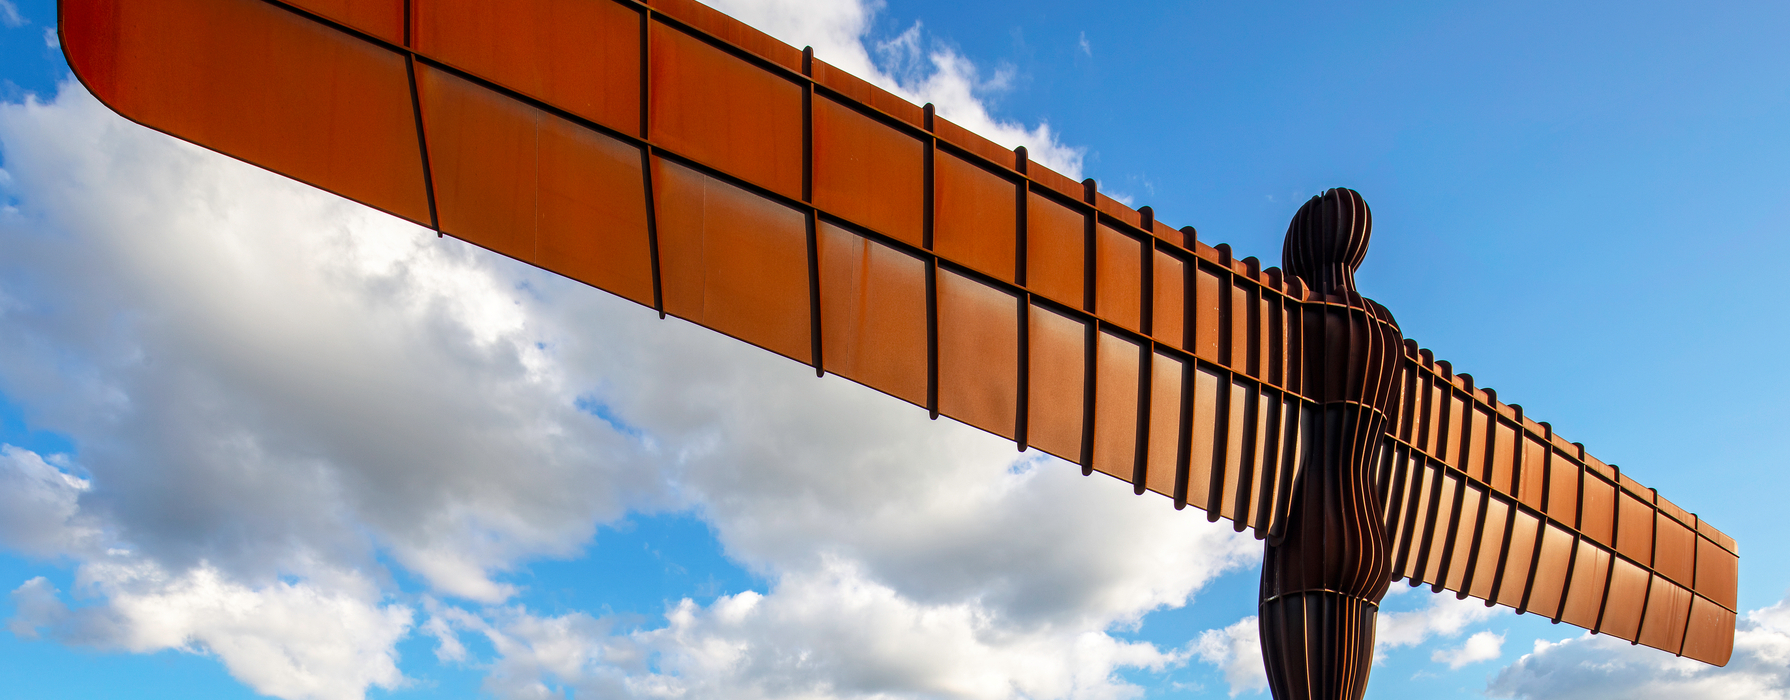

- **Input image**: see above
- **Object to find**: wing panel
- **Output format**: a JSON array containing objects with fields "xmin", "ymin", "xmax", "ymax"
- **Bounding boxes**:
[
  {"xmin": 1090, "ymin": 330, "xmax": 1143, "ymax": 482},
  {"xmin": 1443, "ymin": 481, "xmax": 1483, "ymax": 593},
  {"xmin": 1695, "ymin": 536, "xmax": 1739, "ymax": 610},
  {"xmin": 535, "ymin": 111, "xmax": 656, "ymax": 305},
  {"xmin": 1600, "ymin": 557, "xmax": 1650, "ymax": 640},
  {"xmin": 1682, "ymin": 595, "xmax": 1737, "ymax": 666},
  {"xmin": 936, "ymin": 270, "xmax": 1021, "ymax": 439},
  {"xmin": 1489, "ymin": 420, "xmax": 1517, "ymax": 494},
  {"xmin": 812, "ymin": 97, "xmax": 925, "ymax": 246},
  {"xmin": 1545, "ymin": 447, "xmax": 1580, "ymax": 525},
  {"xmin": 1523, "ymin": 522, "xmax": 1575, "ymax": 618},
  {"xmin": 1215, "ymin": 378, "xmax": 1252, "ymax": 522},
  {"xmin": 1495, "ymin": 509, "xmax": 1540, "ymax": 609},
  {"xmin": 1517, "ymin": 432, "xmax": 1547, "ymax": 510},
  {"xmin": 1638, "ymin": 576, "xmax": 1692, "ymax": 653},
  {"xmin": 817, "ymin": 223, "xmax": 929, "ymax": 406},
  {"xmin": 1463, "ymin": 404, "xmax": 1488, "ymax": 482},
  {"xmin": 1652, "ymin": 514, "xmax": 1696, "ymax": 588},
  {"xmin": 1024, "ymin": 304, "xmax": 1087, "ymax": 463},
  {"xmin": 1468, "ymin": 494, "xmax": 1511, "ymax": 600},
  {"xmin": 1559, "ymin": 540, "xmax": 1612, "ymax": 629},
  {"xmin": 1142, "ymin": 352, "xmax": 1185, "ymax": 498},
  {"xmin": 1617, "ymin": 490, "xmax": 1655, "ymax": 568},
  {"xmin": 1191, "ymin": 266, "xmax": 1224, "ymax": 362},
  {"xmin": 652, "ymin": 157, "xmax": 813, "ymax": 363},
  {"xmin": 648, "ymin": 20, "xmax": 803, "ymax": 199},
  {"xmin": 1184, "ymin": 366, "xmax": 1222, "ymax": 513},
  {"xmin": 1580, "ymin": 469, "xmax": 1616, "ymax": 544},
  {"xmin": 1025, "ymin": 192, "xmax": 1087, "ymax": 309},
  {"xmin": 934, "ymin": 153, "xmax": 1019, "ymax": 282},
  {"xmin": 1152, "ymin": 250, "xmax": 1188, "ymax": 351},
  {"xmin": 418, "ymin": 66, "xmax": 544, "ymax": 263},
  {"xmin": 1094, "ymin": 225, "xmax": 1144, "ymax": 332},
  {"xmin": 1418, "ymin": 470, "xmax": 1461, "ymax": 588}
]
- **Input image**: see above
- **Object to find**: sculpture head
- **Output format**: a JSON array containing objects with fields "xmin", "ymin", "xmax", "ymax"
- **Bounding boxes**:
[{"xmin": 1282, "ymin": 188, "xmax": 1372, "ymax": 295}]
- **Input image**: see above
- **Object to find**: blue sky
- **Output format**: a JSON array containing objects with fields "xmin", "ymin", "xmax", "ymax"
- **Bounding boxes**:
[{"xmin": 1, "ymin": 1, "xmax": 1787, "ymax": 699}]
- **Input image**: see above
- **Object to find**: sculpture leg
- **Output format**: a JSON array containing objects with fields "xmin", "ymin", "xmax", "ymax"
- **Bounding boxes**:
[
  {"xmin": 1259, "ymin": 590, "xmax": 1378, "ymax": 700},
  {"xmin": 1257, "ymin": 404, "xmax": 1391, "ymax": 700}
]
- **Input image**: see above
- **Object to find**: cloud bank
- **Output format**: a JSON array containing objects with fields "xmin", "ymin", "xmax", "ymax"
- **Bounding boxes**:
[{"xmin": 1489, "ymin": 594, "xmax": 1790, "ymax": 700}]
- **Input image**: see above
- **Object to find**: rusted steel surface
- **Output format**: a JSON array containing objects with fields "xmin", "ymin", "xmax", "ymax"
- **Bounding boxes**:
[{"xmin": 60, "ymin": 0, "xmax": 1737, "ymax": 674}]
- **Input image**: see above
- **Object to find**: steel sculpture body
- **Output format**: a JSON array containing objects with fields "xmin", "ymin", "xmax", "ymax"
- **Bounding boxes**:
[
  {"xmin": 1261, "ymin": 191, "xmax": 1404, "ymax": 699},
  {"xmin": 57, "ymin": 0, "xmax": 1742, "ymax": 696}
]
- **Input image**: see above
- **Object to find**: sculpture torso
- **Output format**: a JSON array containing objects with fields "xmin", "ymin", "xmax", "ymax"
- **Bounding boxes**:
[{"xmin": 1261, "ymin": 291, "xmax": 1404, "ymax": 603}]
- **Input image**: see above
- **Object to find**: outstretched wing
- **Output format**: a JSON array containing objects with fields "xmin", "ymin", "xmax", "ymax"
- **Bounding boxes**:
[
  {"xmin": 1372, "ymin": 351, "xmax": 1738, "ymax": 665},
  {"xmin": 59, "ymin": 0, "xmax": 1333, "ymax": 537},
  {"xmin": 60, "ymin": 0, "xmax": 1738, "ymax": 667}
]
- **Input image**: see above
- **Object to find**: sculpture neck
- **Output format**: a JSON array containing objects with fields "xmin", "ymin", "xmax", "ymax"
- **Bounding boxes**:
[{"xmin": 1299, "ymin": 265, "xmax": 1356, "ymax": 297}]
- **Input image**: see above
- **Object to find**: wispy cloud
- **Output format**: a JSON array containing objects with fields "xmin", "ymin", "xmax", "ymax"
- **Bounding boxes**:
[{"xmin": 0, "ymin": 0, "xmax": 25, "ymax": 29}]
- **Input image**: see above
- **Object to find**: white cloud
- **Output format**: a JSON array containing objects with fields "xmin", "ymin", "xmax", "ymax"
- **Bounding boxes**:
[
  {"xmin": 1192, "ymin": 616, "xmax": 1268, "ymax": 696},
  {"xmin": 1078, "ymin": 31, "xmax": 1092, "ymax": 57},
  {"xmin": 434, "ymin": 559, "xmax": 1194, "ymax": 700},
  {"xmin": 1433, "ymin": 630, "xmax": 1504, "ymax": 669},
  {"xmin": 1487, "ymin": 593, "xmax": 1790, "ymax": 700},
  {"xmin": 0, "ymin": 444, "xmax": 98, "ymax": 558},
  {"xmin": 1376, "ymin": 592, "xmax": 1503, "ymax": 655},
  {"xmin": 12, "ymin": 563, "xmax": 412, "ymax": 700},
  {"xmin": 8, "ymin": 576, "xmax": 62, "ymax": 639}
]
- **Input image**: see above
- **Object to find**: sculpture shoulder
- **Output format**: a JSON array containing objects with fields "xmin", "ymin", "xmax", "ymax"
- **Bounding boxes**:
[{"xmin": 1363, "ymin": 297, "xmax": 1402, "ymax": 335}]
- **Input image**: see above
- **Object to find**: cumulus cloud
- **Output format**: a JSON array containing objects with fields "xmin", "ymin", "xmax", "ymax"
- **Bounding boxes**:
[
  {"xmin": 1192, "ymin": 616, "xmax": 1268, "ymax": 696},
  {"xmin": 431, "ymin": 560, "xmax": 1194, "ymax": 700},
  {"xmin": 1376, "ymin": 591, "xmax": 1504, "ymax": 655},
  {"xmin": 12, "ymin": 562, "xmax": 411, "ymax": 700},
  {"xmin": 1487, "ymin": 594, "xmax": 1790, "ymax": 700},
  {"xmin": 0, "ymin": 444, "xmax": 98, "ymax": 557},
  {"xmin": 1433, "ymin": 630, "xmax": 1504, "ymax": 669}
]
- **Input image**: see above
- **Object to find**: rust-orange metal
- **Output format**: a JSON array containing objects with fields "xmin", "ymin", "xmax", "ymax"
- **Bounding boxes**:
[{"xmin": 59, "ymin": 0, "xmax": 1741, "ymax": 692}]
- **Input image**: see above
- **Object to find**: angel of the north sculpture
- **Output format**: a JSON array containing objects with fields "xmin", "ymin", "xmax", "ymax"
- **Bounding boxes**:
[{"xmin": 58, "ymin": 0, "xmax": 1740, "ymax": 697}]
